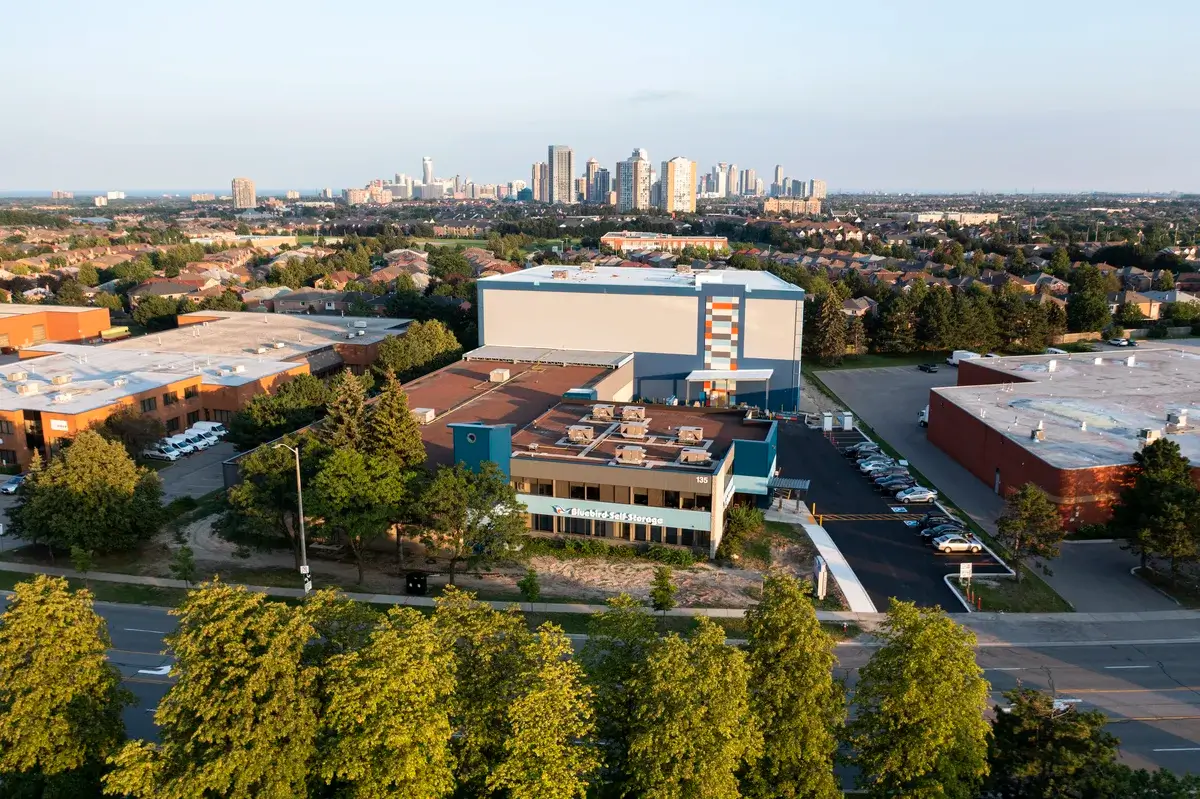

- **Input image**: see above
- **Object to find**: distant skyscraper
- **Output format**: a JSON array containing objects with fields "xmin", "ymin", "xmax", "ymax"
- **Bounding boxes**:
[
  {"xmin": 585, "ymin": 158, "xmax": 600, "ymax": 202},
  {"xmin": 809, "ymin": 178, "xmax": 828, "ymax": 199},
  {"xmin": 422, "ymin": 156, "xmax": 434, "ymax": 185},
  {"xmin": 725, "ymin": 164, "xmax": 738, "ymax": 198},
  {"xmin": 593, "ymin": 168, "xmax": 611, "ymax": 204},
  {"xmin": 320, "ymin": 188, "xmax": 333, "ymax": 199},
  {"xmin": 659, "ymin": 157, "xmax": 696, "ymax": 213},
  {"xmin": 738, "ymin": 169, "xmax": 756, "ymax": 196},
  {"xmin": 547, "ymin": 145, "xmax": 575, "ymax": 204},
  {"xmin": 573, "ymin": 177, "xmax": 587, "ymax": 202},
  {"xmin": 712, "ymin": 164, "xmax": 728, "ymax": 197},
  {"xmin": 616, "ymin": 148, "xmax": 651, "ymax": 212},
  {"xmin": 774, "ymin": 164, "xmax": 784, "ymax": 186},
  {"xmin": 531, "ymin": 162, "xmax": 548, "ymax": 202},
  {"xmin": 231, "ymin": 177, "xmax": 256, "ymax": 209}
]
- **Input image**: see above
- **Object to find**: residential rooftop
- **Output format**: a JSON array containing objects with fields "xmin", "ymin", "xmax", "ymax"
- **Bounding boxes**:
[
  {"xmin": 933, "ymin": 344, "xmax": 1200, "ymax": 469},
  {"xmin": 478, "ymin": 265, "xmax": 804, "ymax": 293}
]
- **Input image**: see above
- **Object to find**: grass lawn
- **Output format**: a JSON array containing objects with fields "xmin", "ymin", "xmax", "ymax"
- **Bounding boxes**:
[
  {"xmin": 1134, "ymin": 567, "xmax": 1200, "ymax": 608},
  {"xmin": 967, "ymin": 567, "xmax": 1073, "ymax": 613},
  {"xmin": 0, "ymin": 570, "xmax": 189, "ymax": 607},
  {"xmin": 810, "ymin": 351, "xmax": 949, "ymax": 371}
]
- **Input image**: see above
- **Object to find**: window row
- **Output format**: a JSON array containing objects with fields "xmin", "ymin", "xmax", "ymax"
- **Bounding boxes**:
[
  {"xmin": 529, "ymin": 514, "xmax": 709, "ymax": 549},
  {"xmin": 513, "ymin": 478, "xmax": 712, "ymax": 511}
]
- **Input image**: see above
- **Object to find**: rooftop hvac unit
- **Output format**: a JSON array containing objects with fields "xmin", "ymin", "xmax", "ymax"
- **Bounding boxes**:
[
  {"xmin": 219, "ymin": 368, "xmax": 233, "ymax": 377},
  {"xmin": 579, "ymin": 262, "xmax": 596, "ymax": 272},
  {"xmin": 6, "ymin": 371, "xmax": 27, "ymax": 383},
  {"xmin": 50, "ymin": 374, "xmax": 72, "ymax": 386},
  {"xmin": 551, "ymin": 269, "xmax": 569, "ymax": 280},
  {"xmin": 679, "ymin": 447, "xmax": 711, "ymax": 464},
  {"xmin": 592, "ymin": 404, "xmax": 614, "ymax": 421},
  {"xmin": 113, "ymin": 377, "xmax": 128, "ymax": 388},
  {"xmin": 347, "ymin": 332, "xmax": 356, "ymax": 339},
  {"xmin": 675, "ymin": 262, "xmax": 693, "ymax": 274},
  {"xmin": 255, "ymin": 346, "xmax": 268, "ymax": 354},
  {"xmin": 1030, "ymin": 428, "xmax": 1045, "ymax": 442},
  {"xmin": 615, "ymin": 445, "xmax": 646, "ymax": 465},
  {"xmin": 16, "ymin": 383, "xmax": 39, "ymax": 396},
  {"xmin": 353, "ymin": 320, "xmax": 368, "ymax": 329},
  {"xmin": 527, "ymin": 442, "xmax": 539, "ymax": 451},
  {"xmin": 619, "ymin": 421, "xmax": 647, "ymax": 439},
  {"xmin": 411, "ymin": 407, "xmax": 436, "ymax": 425},
  {"xmin": 567, "ymin": 425, "xmax": 594, "ymax": 443},
  {"xmin": 621, "ymin": 405, "xmax": 646, "ymax": 421},
  {"xmin": 489, "ymin": 368, "xmax": 510, "ymax": 383},
  {"xmin": 677, "ymin": 425, "xmax": 704, "ymax": 443},
  {"xmin": 233, "ymin": 364, "xmax": 246, "ymax": 374},
  {"xmin": 1167, "ymin": 410, "xmax": 1189, "ymax": 429},
  {"xmin": 52, "ymin": 391, "xmax": 74, "ymax": 404},
  {"xmin": 1139, "ymin": 428, "xmax": 1162, "ymax": 445},
  {"xmin": 274, "ymin": 342, "xmax": 286, "ymax": 349},
  {"xmin": 357, "ymin": 330, "xmax": 365, "ymax": 337}
]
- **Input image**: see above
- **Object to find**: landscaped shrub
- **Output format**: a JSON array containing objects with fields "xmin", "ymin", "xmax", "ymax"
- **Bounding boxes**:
[{"xmin": 521, "ymin": 536, "xmax": 697, "ymax": 566}]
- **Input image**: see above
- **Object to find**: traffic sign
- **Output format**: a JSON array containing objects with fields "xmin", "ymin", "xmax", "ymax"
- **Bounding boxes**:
[
  {"xmin": 959, "ymin": 562, "xmax": 973, "ymax": 581},
  {"xmin": 299, "ymin": 564, "xmax": 310, "ymax": 575}
]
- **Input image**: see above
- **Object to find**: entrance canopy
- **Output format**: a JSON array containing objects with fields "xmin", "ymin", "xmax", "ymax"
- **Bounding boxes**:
[{"xmin": 684, "ymin": 369, "xmax": 773, "ymax": 383}]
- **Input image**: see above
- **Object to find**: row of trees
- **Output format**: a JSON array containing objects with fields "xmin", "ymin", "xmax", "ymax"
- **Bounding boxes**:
[
  {"xmin": 1110, "ymin": 439, "xmax": 1200, "ymax": 578},
  {"xmin": 3, "ymin": 576, "xmax": 1195, "ymax": 798}
]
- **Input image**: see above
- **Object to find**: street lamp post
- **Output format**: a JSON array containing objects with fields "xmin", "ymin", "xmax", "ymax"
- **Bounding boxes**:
[{"xmin": 274, "ymin": 443, "xmax": 311, "ymax": 594}]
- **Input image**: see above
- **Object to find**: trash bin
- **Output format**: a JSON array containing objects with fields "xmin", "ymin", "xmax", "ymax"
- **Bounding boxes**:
[{"xmin": 405, "ymin": 571, "xmax": 428, "ymax": 596}]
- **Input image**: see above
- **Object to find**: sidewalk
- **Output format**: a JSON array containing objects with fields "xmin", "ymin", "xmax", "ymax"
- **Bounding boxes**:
[{"xmin": 765, "ymin": 505, "xmax": 878, "ymax": 613}]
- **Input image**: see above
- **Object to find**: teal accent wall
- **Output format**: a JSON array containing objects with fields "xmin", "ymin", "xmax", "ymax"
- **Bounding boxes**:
[
  {"xmin": 563, "ymin": 388, "xmax": 598, "ymax": 400},
  {"xmin": 449, "ymin": 423, "xmax": 512, "ymax": 477},
  {"xmin": 732, "ymin": 421, "xmax": 778, "ymax": 479},
  {"xmin": 519, "ymin": 494, "xmax": 713, "ymax": 531}
]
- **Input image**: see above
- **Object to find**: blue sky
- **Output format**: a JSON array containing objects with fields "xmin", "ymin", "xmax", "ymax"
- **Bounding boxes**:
[{"xmin": 3, "ymin": 0, "xmax": 1198, "ymax": 193}]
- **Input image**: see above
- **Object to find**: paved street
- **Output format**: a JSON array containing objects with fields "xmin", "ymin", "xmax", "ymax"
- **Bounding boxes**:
[{"xmin": 814, "ymin": 365, "xmax": 1174, "ymax": 613}]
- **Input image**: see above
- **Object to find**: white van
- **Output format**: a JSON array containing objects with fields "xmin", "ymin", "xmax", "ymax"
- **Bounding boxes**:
[
  {"xmin": 166, "ymin": 434, "xmax": 197, "ymax": 456},
  {"xmin": 187, "ymin": 427, "xmax": 220, "ymax": 447},
  {"xmin": 190, "ymin": 421, "xmax": 228, "ymax": 439},
  {"xmin": 180, "ymin": 430, "xmax": 213, "ymax": 450},
  {"xmin": 946, "ymin": 350, "xmax": 981, "ymax": 366}
]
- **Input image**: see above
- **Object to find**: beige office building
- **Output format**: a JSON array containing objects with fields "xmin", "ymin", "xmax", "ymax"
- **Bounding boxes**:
[
  {"xmin": 658, "ymin": 157, "xmax": 697, "ymax": 213},
  {"xmin": 531, "ymin": 162, "xmax": 549, "ymax": 202},
  {"xmin": 616, "ymin": 148, "xmax": 652, "ymax": 212},
  {"xmin": 548, "ymin": 145, "xmax": 575, "ymax": 204},
  {"xmin": 231, "ymin": 177, "xmax": 256, "ymax": 209}
]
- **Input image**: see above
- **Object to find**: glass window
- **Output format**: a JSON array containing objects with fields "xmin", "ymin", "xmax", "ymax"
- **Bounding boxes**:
[
  {"xmin": 681, "ymin": 529, "xmax": 695, "ymax": 547},
  {"xmin": 696, "ymin": 530, "xmax": 711, "ymax": 549},
  {"xmin": 633, "ymin": 524, "xmax": 647, "ymax": 541},
  {"xmin": 0, "ymin": 450, "xmax": 16, "ymax": 465},
  {"xmin": 536, "ymin": 480, "xmax": 554, "ymax": 497},
  {"xmin": 695, "ymin": 494, "xmax": 712, "ymax": 511},
  {"xmin": 664, "ymin": 490, "xmax": 680, "ymax": 508},
  {"xmin": 681, "ymin": 493, "xmax": 696, "ymax": 510},
  {"xmin": 0, "ymin": 420, "xmax": 13, "ymax": 435},
  {"xmin": 532, "ymin": 514, "xmax": 555, "ymax": 532},
  {"xmin": 569, "ymin": 483, "xmax": 586, "ymax": 500},
  {"xmin": 585, "ymin": 484, "xmax": 600, "ymax": 501},
  {"xmin": 184, "ymin": 386, "xmax": 199, "ymax": 400},
  {"xmin": 140, "ymin": 397, "xmax": 157, "ymax": 413},
  {"xmin": 162, "ymin": 391, "xmax": 178, "ymax": 406},
  {"xmin": 633, "ymin": 491, "xmax": 648, "ymax": 506},
  {"xmin": 563, "ymin": 517, "xmax": 590, "ymax": 536},
  {"xmin": 665, "ymin": 528, "xmax": 678, "ymax": 546},
  {"xmin": 165, "ymin": 417, "xmax": 181, "ymax": 433},
  {"xmin": 649, "ymin": 526, "xmax": 662, "ymax": 543},
  {"xmin": 594, "ymin": 521, "xmax": 611, "ymax": 538},
  {"xmin": 187, "ymin": 411, "xmax": 200, "ymax": 426},
  {"xmin": 212, "ymin": 409, "xmax": 234, "ymax": 423}
]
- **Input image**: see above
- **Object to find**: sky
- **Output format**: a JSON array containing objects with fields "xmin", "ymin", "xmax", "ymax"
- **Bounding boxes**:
[{"xmin": 3, "ymin": 0, "xmax": 1199, "ymax": 194}]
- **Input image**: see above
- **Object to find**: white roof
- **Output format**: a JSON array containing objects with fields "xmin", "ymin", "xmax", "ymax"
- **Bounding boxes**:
[
  {"xmin": 479, "ymin": 265, "xmax": 803, "ymax": 293},
  {"xmin": 686, "ymin": 369, "xmax": 773, "ymax": 381}
]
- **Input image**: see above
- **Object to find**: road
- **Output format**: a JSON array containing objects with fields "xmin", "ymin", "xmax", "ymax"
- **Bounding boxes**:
[{"xmin": 7, "ymin": 598, "xmax": 1193, "ymax": 773}]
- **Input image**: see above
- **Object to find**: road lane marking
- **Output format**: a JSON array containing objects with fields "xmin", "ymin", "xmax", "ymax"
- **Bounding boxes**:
[
  {"xmin": 1105, "ymin": 665, "xmax": 1152, "ymax": 669},
  {"xmin": 1061, "ymin": 687, "xmax": 1200, "ymax": 694},
  {"xmin": 986, "ymin": 667, "xmax": 1026, "ymax": 671},
  {"xmin": 1153, "ymin": 747, "xmax": 1200, "ymax": 752},
  {"xmin": 124, "ymin": 628, "xmax": 167, "ymax": 634},
  {"xmin": 137, "ymin": 665, "xmax": 172, "ymax": 676}
]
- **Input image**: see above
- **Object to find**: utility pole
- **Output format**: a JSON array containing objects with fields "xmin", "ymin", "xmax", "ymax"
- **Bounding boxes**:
[{"xmin": 274, "ymin": 443, "xmax": 311, "ymax": 594}]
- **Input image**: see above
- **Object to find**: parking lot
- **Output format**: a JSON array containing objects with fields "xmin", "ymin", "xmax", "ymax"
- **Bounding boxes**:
[{"xmin": 777, "ymin": 422, "xmax": 1004, "ymax": 611}]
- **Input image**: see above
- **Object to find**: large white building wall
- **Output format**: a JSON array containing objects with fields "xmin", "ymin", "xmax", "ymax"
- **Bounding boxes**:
[{"xmin": 742, "ymin": 298, "xmax": 801, "ymax": 360}]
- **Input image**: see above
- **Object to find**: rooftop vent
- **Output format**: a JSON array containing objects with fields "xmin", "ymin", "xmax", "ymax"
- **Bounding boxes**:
[
  {"xmin": 411, "ymin": 407, "xmax": 435, "ymax": 425},
  {"xmin": 1167, "ymin": 410, "xmax": 1189, "ymax": 431},
  {"xmin": 527, "ymin": 442, "xmax": 539, "ymax": 451},
  {"xmin": 113, "ymin": 377, "xmax": 128, "ymax": 388},
  {"xmin": 232, "ymin": 364, "xmax": 246, "ymax": 374},
  {"xmin": 6, "ymin": 371, "xmax": 28, "ymax": 383},
  {"xmin": 621, "ymin": 405, "xmax": 646, "ymax": 421},
  {"xmin": 551, "ymin": 269, "xmax": 569, "ymax": 280},
  {"xmin": 1030, "ymin": 428, "xmax": 1045, "ymax": 442},
  {"xmin": 1093, "ymin": 357, "xmax": 1103, "ymax": 365},
  {"xmin": 679, "ymin": 447, "xmax": 711, "ymax": 464},
  {"xmin": 592, "ymin": 404, "xmax": 614, "ymax": 421},
  {"xmin": 346, "ymin": 332, "xmax": 356, "ymax": 339},
  {"xmin": 274, "ymin": 341, "xmax": 286, "ymax": 349},
  {"xmin": 255, "ymin": 346, "xmax": 268, "ymax": 354},
  {"xmin": 50, "ymin": 374, "xmax": 72, "ymax": 386},
  {"xmin": 16, "ymin": 383, "xmax": 39, "ymax": 396},
  {"xmin": 619, "ymin": 421, "xmax": 647, "ymax": 439},
  {"xmin": 357, "ymin": 330, "xmax": 365, "ymax": 337},
  {"xmin": 52, "ymin": 391, "xmax": 74, "ymax": 404},
  {"xmin": 579, "ymin": 262, "xmax": 596, "ymax": 272},
  {"xmin": 489, "ymin": 368, "xmax": 510, "ymax": 383},
  {"xmin": 567, "ymin": 425, "xmax": 594, "ymax": 443},
  {"xmin": 353, "ymin": 320, "xmax": 368, "ymax": 329},
  {"xmin": 1139, "ymin": 428, "xmax": 1162, "ymax": 446},
  {"xmin": 615, "ymin": 445, "xmax": 646, "ymax": 465},
  {"xmin": 675, "ymin": 262, "xmax": 693, "ymax": 274},
  {"xmin": 677, "ymin": 425, "xmax": 704, "ymax": 443}
]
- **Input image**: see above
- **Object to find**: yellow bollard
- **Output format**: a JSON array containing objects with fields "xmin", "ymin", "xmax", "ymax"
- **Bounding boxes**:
[
  {"xmin": 811, "ymin": 502, "xmax": 817, "ymax": 515},
  {"xmin": 819, "ymin": 515, "xmax": 824, "ymax": 525}
]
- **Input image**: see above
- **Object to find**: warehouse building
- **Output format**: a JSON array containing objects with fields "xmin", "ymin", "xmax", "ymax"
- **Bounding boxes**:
[
  {"xmin": 926, "ymin": 347, "xmax": 1200, "ymax": 526},
  {"xmin": 476, "ymin": 264, "xmax": 805, "ymax": 411},
  {"xmin": 0, "ymin": 306, "xmax": 115, "ymax": 349}
]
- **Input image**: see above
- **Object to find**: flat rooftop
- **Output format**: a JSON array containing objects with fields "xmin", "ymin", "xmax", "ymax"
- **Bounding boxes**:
[
  {"xmin": 0, "ymin": 345, "xmax": 298, "ymax": 415},
  {"xmin": 96, "ymin": 311, "xmax": 410, "ymax": 361},
  {"xmin": 403, "ymin": 359, "xmax": 613, "ymax": 466},
  {"xmin": 478, "ymin": 265, "xmax": 804, "ymax": 293},
  {"xmin": 511, "ymin": 403, "xmax": 769, "ymax": 473},
  {"xmin": 463, "ymin": 345, "xmax": 633, "ymax": 368},
  {"xmin": 0, "ymin": 306, "xmax": 100, "ymax": 319},
  {"xmin": 934, "ymin": 346, "xmax": 1200, "ymax": 469}
]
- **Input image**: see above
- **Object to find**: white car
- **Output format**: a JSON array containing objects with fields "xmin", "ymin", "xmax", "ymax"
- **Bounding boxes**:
[
  {"xmin": 932, "ymin": 533, "xmax": 983, "ymax": 554},
  {"xmin": 187, "ymin": 427, "xmax": 221, "ymax": 447},
  {"xmin": 142, "ymin": 445, "xmax": 181, "ymax": 462},
  {"xmin": 896, "ymin": 486, "xmax": 938, "ymax": 503},
  {"xmin": 861, "ymin": 460, "xmax": 897, "ymax": 474},
  {"xmin": 1107, "ymin": 338, "xmax": 1129, "ymax": 347}
]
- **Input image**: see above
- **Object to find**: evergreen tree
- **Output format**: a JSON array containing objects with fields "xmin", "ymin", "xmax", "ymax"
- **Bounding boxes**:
[
  {"xmin": 1049, "ymin": 247, "xmax": 1071, "ymax": 275},
  {"xmin": 874, "ymin": 293, "xmax": 916, "ymax": 353},
  {"xmin": 104, "ymin": 582, "xmax": 320, "ymax": 798},
  {"xmin": 1044, "ymin": 300, "xmax": 1068, "ymax": 342},
  {"xmin": 625, "ymin": 618, "xmax": 762, "ymax": 799},
  {"xmin": 318, "ymin": 606, "xmax": 456, "ymax": 799},
  {"xmin": 364, "ymin": 370, "xmax": 426, "ymax": 469},
  {"xmin": 847, "ymin": 599, "xmax": 990, "ymax": 798},
  {"xmin": 742, "ymin": 574, "xmax": 843, "ymax": 799},
  {"xmin": 323, "ymin": 368, "xmax": 367, "ymax": 450},
  {"xmin": 0, "ymin": 576, "xmax": 132, "ymax": 796},
  {"xmin": 846, "ymin": 313, "xmax": 867, "ymax": 354},
  {"xmin": 916, "ymin": 285, "xmax": 954, "ymax": 351},
  {"xmin": 488, "ymin": 623, "xmax": 600, "ymax": 799},
  {"xmin": 811, "ymin": 293, "xmax": 847, "ymax": 365},
  {"xmin": 996, "ymin": 483, "xmax": 1065, "ymax": 581}
]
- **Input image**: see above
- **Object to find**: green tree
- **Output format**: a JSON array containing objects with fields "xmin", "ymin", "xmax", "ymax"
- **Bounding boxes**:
[
  {"xmin": 226, "ymin": 373, "xmax": 329, "ymax": 450},
  {"xmin": 364, "ymin": 370, "xmax": 426, "ymax": 468},
  {"xmin": 810, "ymin": 293, "xmax": 847, "ymax": 366},
  {"xmin": 626, "ymin": 618, "xmax": 763, "ymax": 799},
  {"xmin": 742, "ymin": 574, "xmax": 843, "ymax": 799},
  {"xmin": 92, "ymin": 291, "xmax": 124, "ymax": 312},
  {"xmin": 0, "ymin": 576, "xmax": 132, "ymax": 796},
  {"xmin": 916, "ymin": 285, "xmax": 955, "ymax": 351},
  {"xmin": 1152, "ymin": 269, "xmax": 1175, "ymax": 291},
  {"xmin": 420, "ymin": 462, "xmax": 528, "ymax": 585},
  {"xmin": 318, "ymin": 606, "xmax": 456, "ymax": 799},
  {"xmin": 1133, "ymin": 484, "xmax": 1200, "ymax": 577},
  {"xmin": 987, "ymin": 687, "xmax": 1117, "ymax": 798},
  {"xmin": 996, "ymin": 482, "xmax": 1065, "ymax": 581},
  {"xmin": 517, "ymin": 567, "xmax": 541, "ymax": 602},
  {"xmin": 1110, "ymin": 438, "xmax": 1199, "ymax": 568},
  {"xmin": 433, "ymin": 588, "xmax": 532, "ymax": 796},
  {"xmin": 53, "ymin": 278, "xmax": 88, "ymax": 306},
  {"xmin": 847, "ymin": 313, "xmax": 867, "ymax": 354},
  {"xmin": 375, "ymin": 319, "xmax": 461, "ymax": 380},
  {"xmin": 70, "ymin": 545, "xmax": 94, "ymax": 586},
  {"xmin": 104, "ymin": 582, "xmax": 320, "ymax": 798},
  {"xmin": 9, "ymin": 430, "xmax": 163, "ymax": 554},
  {"xmin": 95, "ymin": 405, "xmax": 167, "ymax": 459},
  {"xmin": 131, "ymin": 295, "xmax": 181, "ymax": 330},
  {"xmin": 649, "ymin": 565, "xmax": 678, "ymax": 626},
  {"xmin": 874, "ymin": 292, "xmax": 917, "ymax": 353},
  {"xmin": 581, "ymin": 594, "xmax": 658, "ymax": 792},
  {"xmin": 322, "ymin": 368, "xmax": 367, "ymax": 450},
  {"xmin": 716, "ymin": 504, "xmax": 764, "ymax": 561},
  {"xmin": 1049, "ymin": 247, "xmax": 1071, "ymax": 274},
  {"xmin": 488, "ymin": 623, "xmax": 600, "ymax": 799},
  {"xmin": 76, "ymin": 263, "xmax": 100, "ymax": 286},
  {"xmin": 1010, "ymin": 247, "xmax": 1027, "ymax": 271},
  {"xmin": 847, "ymin": 599, "xmax": 991, "ymax": 798},
  {"xmin": 310, "ymin": 449, "xmax": 409, "ymax": 584},
  {"xmin": 168, "ymin": 544, "xmax": 197, "ymax": 588}
]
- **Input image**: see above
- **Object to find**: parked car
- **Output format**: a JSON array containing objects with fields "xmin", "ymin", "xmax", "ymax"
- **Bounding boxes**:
[
  {"xmin": 0, "ymin": 474, "xmax": 26, "ymax": 495},
  {"xmin": 896, "ymin": 486, "xmax": 938, "ymax": 503},
  {"xmin": 856, "ymin": 453, "xmax": 892, "ymax": 465},
  {"xmin": 843, "ymin": 443, "xmax": 880, "ymax": 457},
  {"xmin": 918, "ymin": 363, "xmax": 939, "ymax": 373},
  {"xmin": 861, "ymin": 460, "xmax": 898, "ymax": 474},
  {"xmin": 188, "ymin": 427, "xmax": 221, "ymax": 447},
  {"xmin": 181, "ymin": 431, "xmax": 213, "ymax": 451},
  {"xmin": 921, "ymin": 523, "xmax": 968, "ymax": 543},
  {"xmin": 191, "ymin": 421, "xmax": 228, "ymax": 438},
  {"xmin": 142, "ymin": 445, "xmax": 181, "ymax": 462},
  {"xmin": 920, "ymin": 513, "xmax": 960, "ymax": 529},
  {"xmin": 164, "ymin": 435, "xmax": 197, "ymax": 456},
  {"xmin": 872, "ymin": 469, "xmax": 911, "ymax": 482},
  {"xmin": 1107, "ymin": 338, "xmax": 1130, "ymax": 347},
  {"xmin": 932, "ymin": 533, "xmax": 983, "ymax": 554},
  {"xmin": 878, "ymin": 478, "xmax": 916, "ymax": 492}
]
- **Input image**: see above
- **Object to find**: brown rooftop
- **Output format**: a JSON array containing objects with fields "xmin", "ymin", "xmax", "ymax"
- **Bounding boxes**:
[
  {"xmin": 403, "ymin": 359, "xmax": 613, "ymax": 466},
  {"xmin": 510, "ymin": 403, "xmax": 768, "ymax": 472}
]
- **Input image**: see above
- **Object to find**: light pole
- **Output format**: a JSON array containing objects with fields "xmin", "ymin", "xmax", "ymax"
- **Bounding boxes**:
[{"xmin": 274, "ymin": 443, "xmax": 311, "ymax": 594}]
